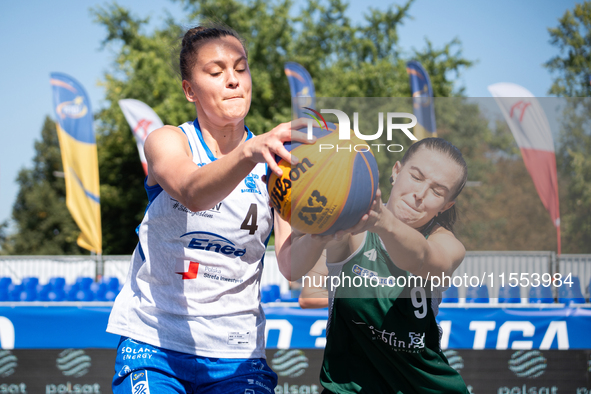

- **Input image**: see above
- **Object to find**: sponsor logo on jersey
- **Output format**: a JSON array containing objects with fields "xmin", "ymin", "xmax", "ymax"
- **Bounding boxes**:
[
  {"xmin": 242, "ymin": 173, "xmax": 261, "ymax": 194},
  {"xmin": 352, "ymin": 264, "xmax": 395, "ymax": 286},
  {"xmin": 352, "ymin": 320, "xmax": 425, "ymax": 352},
  {"xmin": 176, "ymin": 261, "xmax": 200, "ymax": 280},
  {"xmin": 118, "ymin": 365, "xmax": 131, "ymax": 377},
  {"xmin": 170, "ymin": 199, "xmax": 222, "ymax": 218},
  {"xmin": 131, "ymin": 370, "xmax": 150, "ymax": 394},
  {"xmin": 181, "ymin": 231, "xmax": 246, "ymax": 256}
]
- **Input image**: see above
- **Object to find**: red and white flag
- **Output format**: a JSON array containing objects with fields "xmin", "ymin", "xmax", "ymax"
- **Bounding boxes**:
[
  {"xmin": 488, "ymin": 82, "xmax": 561, "ymax": 254},
  {"xmin": 118, "ymin": 99, "xmax": 164, "ymax": 175}
]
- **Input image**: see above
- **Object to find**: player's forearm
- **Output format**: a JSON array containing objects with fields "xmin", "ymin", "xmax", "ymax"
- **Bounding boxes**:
[
  {"xmin": 372, "ymin": 217, "xmax": 431, "ymax": 275},
  {"xmin": 177, "ymin": 147, "xmax": 256, "ymax": 212},
  {"xmin": 277, "ymin": 233, "xmax": 327, "ymax": 281}
]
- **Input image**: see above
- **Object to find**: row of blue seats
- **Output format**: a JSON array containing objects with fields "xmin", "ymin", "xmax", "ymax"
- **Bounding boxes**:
[
  {"xmin": 261, "ymin": 284, "xmax": 299, "ymax": 303},
  {"xmin": 443, "ymin": 275, "xmax": 589, "ymax": 304},
  {"xmin": 0, "ymin": 276, "xmax": 122, "ymax": 302}
]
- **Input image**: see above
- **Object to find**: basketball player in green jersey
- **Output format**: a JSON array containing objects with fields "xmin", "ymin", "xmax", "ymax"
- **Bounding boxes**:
[{"xmin": 288, "ymin": 137, "xmax": 469, "ymax": 393}]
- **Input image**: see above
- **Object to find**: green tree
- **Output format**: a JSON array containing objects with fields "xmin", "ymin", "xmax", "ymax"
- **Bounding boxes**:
[
  {"xmin": 0, "ymin": 117, "xmax": 84, "ymax": 255},
  {"xmin": 545, "ymin": 1, "xmax": 591, "ymax": 252},
  {"xmin": 545, "ymin": 1, "xmax": 591, "ymax": 97}
]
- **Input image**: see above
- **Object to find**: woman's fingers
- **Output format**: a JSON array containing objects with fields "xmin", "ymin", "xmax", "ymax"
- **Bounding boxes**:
[
  {"xmin": 263, "ymin": 150, "xmax": 283, "ymax": 177},
  {"xmin": 291, "ymin": 129, "xmax": 316, "ymax": 144},
  {"xmin": 273, "ymin": 143, "xmax": 298, "ymax": 165}
]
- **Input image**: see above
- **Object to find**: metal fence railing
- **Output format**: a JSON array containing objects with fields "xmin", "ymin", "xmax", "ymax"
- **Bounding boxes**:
[{"xmin": 0, "ymin": 251, "xmax": 589, "ymax": 300}]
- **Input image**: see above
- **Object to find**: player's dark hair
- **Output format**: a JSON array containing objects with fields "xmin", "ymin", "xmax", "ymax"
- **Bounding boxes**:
[
  {"xmin": 180, "ymin": 23, "xmax": 247, "ymax": 81},
  {"xmin": 400, "ymin": 138, "xmax": 468, "ymax": 233}
]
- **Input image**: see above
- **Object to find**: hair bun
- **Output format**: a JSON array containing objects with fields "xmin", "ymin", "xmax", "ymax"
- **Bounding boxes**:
[{"xmin": 181, "ymin": 26, "xmax": 208, "ymax": 49}]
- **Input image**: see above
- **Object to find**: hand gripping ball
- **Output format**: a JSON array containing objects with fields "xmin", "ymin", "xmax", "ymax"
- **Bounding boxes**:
[{"xmin": 267, "ymin": 125, "xmax": 379, "ymax": 235}]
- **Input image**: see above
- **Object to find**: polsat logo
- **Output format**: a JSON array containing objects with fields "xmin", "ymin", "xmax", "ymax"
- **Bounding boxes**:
[
  {"xmin": 56, "ymin": 96, "xmax": 88, "ymax": 119},
  {"xmin": 303, "ymin": 108, "xmax": 418, "ymax": 153}
]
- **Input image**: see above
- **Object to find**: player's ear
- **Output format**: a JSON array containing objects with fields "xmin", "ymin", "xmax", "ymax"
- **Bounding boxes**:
[
  {"xmin": 182, "ymin": 80, "xmax": 197, "ymax": 103},
  {"xmin": 441, "ymin": 200, "xmax": 455, "ymax": 213},
  {"xmin": 390, "ymin": 162, "xmax": 402, "ymax": 185}
]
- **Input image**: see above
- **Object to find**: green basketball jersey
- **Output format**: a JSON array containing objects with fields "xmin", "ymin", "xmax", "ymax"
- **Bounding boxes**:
[{"xmin": 320, "ymin": 232, "xmax": 469, "ymax": 394}]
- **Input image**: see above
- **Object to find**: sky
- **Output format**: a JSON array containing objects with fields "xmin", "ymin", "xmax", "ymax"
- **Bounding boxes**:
[{"xmin": 0, "ymin": 0, "xmax": 579, "ymax": 232}]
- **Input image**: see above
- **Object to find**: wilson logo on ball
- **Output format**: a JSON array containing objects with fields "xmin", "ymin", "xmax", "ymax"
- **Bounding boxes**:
[{"xmin": 268, "ymin": 124, "xmax": 378, "ymax": 235}]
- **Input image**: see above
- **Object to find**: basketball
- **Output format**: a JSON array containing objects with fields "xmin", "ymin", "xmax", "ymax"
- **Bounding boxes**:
[{"xmin": 267, "ymin": 124, "xmax": 379, "ymax": 235}]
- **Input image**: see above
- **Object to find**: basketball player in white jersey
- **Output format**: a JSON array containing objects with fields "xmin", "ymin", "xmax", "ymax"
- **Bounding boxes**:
[{"xmin": 107, "ymin": 24, "xmax": 311, "ymax": 393}]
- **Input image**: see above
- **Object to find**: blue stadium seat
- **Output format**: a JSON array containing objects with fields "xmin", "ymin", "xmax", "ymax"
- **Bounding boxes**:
[
  {"xmin": 0, "ymin": 289, "xmax": 8, "ymax": 302},
  {"xmin": 261, "ymin": 284, "xmax": 281, "ymax": 303},
  {"xmin": 92, "ymin": 282, "xmax": 109, "ymax": 301},
  {"xmin": 571, "ymin": 276, "xmax": 585, "ymax": 304},
  {"xmin": 8, "ymin": 284, "xmax": 23, "ymax": 302},
  {"xmin": 76, "ymin": 277, "xmax": 94, "ymax": 291},
  {"xmin": 19, "ymin": 288, "xmax": 37, "ymax": 302},
  {"xmin": 47, "ymin": 290, "xmax": 66, "ymax": 302},
  {"xmin": 49, "ymin": 277, "xmax": 66, "ymax": 291},
  {"xmin": 558, "ymin": 276, "xmax": 585, "ymax": 305},
  {"xmin": 37, "ymin": 283, "xmax": 53, "ymax": 301},
  {"xmin": 498, "ymin": 285, "xmax": 521, "ymax": 303},
  {"xmin": 528, "ymin": 285, "xmax": 554, "ymax": 303},
  {"xmin": 103, "ymin": 290, "xmax": 118, "ymax": 301},
  {"xmin": 280, "ymin": 289, "xmax": 300, "ymax": 302},
  {"xmin": 0, "ymin": 277, "xmax": 12, "ymax": 290},
  {"xmin": 466, "ymin": 284, "xmax": 489, "ymax": 303},
  {"xmin": 65, "ymin": 284, "xmax": 79, "ymax": 301},
  {"xmin": 105, "ymin": 277, "xmax": 120, "ymax": 291},
  {"xmin": 74, "ymin": 289, "xmax": 94, "ymax": 302},
  {"xmin": 21, "ymin": 277, "xmax": 39, "ymax": 290},
  {"xmin": 442, "ymin": 285, "xmax": 459, "ymax": 303}
]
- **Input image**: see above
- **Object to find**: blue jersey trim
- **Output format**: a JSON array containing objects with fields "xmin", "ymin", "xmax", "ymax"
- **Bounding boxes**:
[
  {"xmin": 145, "ymin": 177, "xmax": 164, "ymax": 205},
  {"xmin": 136, "ymin": 177, "xmax": 164, "ymax": 237},
  {"xmin": 179, "ymin": 125, "xmax": 193, "ymax": 155},
  {"xmin": 261, "ymin": 209, "xmax": 274, "ymax": 268},
  {"xmin": 192, "ymin": 118, "xmax": 253, "ymax": 162}
]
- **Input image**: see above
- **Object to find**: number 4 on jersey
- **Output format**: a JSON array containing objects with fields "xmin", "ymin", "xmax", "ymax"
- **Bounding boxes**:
[{"xmin": 240, "ymin": 204, "xmax": 258, "ymax": 235}]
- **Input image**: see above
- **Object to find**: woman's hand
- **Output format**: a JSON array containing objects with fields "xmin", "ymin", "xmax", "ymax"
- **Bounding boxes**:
[
  {"xmin": 244, "ymin": 118, "xmax": 314, "ymax": 177},
  {"xmin": 339, "ymin": 189, "xmax": 390, "ymax": 236}
]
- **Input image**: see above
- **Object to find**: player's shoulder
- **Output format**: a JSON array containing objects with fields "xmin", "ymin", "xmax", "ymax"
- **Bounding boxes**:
[{"xmin": 428, "ymin": 225, "xmax": 466, "ymax": 263}]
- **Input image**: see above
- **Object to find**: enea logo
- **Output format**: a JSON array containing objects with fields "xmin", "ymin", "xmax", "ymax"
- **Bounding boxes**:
[
  {"xmin": 181, "ymin": 231, "xmax": 246, "ymax": 257},
  {"xmin": 56, "ymin": 96, "xmax": 88, "ymax": 119},
  {"xmin": 305, "ymin": 108, "xmax": 418, "ymax": 153}
]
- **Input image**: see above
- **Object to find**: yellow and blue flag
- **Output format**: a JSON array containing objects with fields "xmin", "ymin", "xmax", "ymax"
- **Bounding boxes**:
[
  {"xmin": 284, "ymin": 62, "xmax": 316, "ymax": 119},
  {"xmin": 406, "ymin": 61, "xmax": 437, "ymax": 139},
  {"xmin": 50, "ymin": 73, "xmax": 102, "ymax": 254}
]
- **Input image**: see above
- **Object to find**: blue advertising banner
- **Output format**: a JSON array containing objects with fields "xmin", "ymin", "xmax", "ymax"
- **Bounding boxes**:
[
  {"xmin": 284, "ymin": 62, "xmax": 315, "ymax": 119},
  {"xmin": 406, "ymin": 60, "xmax": 437, "ymax": 139},
  {"xmin": 50, "ymin": 73, "xmax": 102, "ymax": 254},
  {"xmin": 0, "ymin": 306, "xmax": 589, "ymax": 350}
]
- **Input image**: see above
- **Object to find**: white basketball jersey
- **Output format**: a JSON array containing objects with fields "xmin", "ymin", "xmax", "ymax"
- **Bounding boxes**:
[{"xmin": 107, "ymin": 119, "xmax": 273, "ymax": 358}]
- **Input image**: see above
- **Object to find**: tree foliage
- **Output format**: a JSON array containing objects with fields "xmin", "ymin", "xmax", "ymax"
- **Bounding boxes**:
[
  {"xmin": 90, "ymin": 0, "xmax": 472, "ymax": 254},
  {"xmin": 545, "ymin": 1, "xmax": 591, "ymax": 253},
  {"xmin": 545, "ymin": 1, "xmax": 591, "ymax": 97},
  {"xmin": 0, "ymin": 117, "xmax": 85, "ymax": 255},
  {"xmin": 7, "ymin": 0, "xmax": 574, "ymax": 255}
]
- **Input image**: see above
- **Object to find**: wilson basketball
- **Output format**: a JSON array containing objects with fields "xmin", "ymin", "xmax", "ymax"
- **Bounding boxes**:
[{"xmin": 267, "ymin": 125, "xmax": 379, "ymax": 235}]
